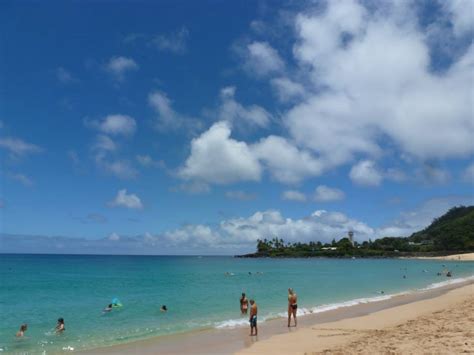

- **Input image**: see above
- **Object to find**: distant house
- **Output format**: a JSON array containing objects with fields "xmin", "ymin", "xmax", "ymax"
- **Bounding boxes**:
[{"xmin": 322, "ymin": 247, "xmax": 338, "ymax": 251}]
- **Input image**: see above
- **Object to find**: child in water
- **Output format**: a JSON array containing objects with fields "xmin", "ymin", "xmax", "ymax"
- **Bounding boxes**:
[
  {"xmin": 56, "ymin": 318, "xmax": 65, "ymax": 333},
  {"xmin": 16, "ymin": 324, "xmax": 27, "ymax": 337}
]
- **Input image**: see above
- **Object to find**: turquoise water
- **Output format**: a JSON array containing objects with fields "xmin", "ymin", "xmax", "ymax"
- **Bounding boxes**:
[{"xmin": 1, "ymin": 254, "xmax": 473, "ymax": 354}]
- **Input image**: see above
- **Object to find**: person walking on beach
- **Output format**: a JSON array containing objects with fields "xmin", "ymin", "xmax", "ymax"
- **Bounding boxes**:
[
  {"xmin": 16, "ymin": 324, "xmax": 27, "ymax": 337},
  {"xmin": 55, "ymin": 318, "xmax": 65, "ymax": 333},
  {"xmin": 249, "ymin": 299, "xmax": 258, "ymax": 336},
  {"xmin": 240, "ymin": 293, "xmax": 249, "ymax": 314},
  {"xmin": 288, "ymin": 288, "xmax": 298, "ymax": 327}
]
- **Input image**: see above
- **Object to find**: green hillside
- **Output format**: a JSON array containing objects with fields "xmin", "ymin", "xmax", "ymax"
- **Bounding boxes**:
[{"xmin": 409, "ymin": 206, "xmax": 474, "ymax": 251}]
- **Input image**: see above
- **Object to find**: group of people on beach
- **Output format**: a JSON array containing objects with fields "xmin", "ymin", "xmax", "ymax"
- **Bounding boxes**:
[{"xmin": 239, "ymin": 288, "xmax": 298, "ymax": 336}]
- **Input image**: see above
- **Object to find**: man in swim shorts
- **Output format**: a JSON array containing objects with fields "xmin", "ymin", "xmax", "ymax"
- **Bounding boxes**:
[
  {"xmin": 240, "ymin": 293, "xmax": 249, "ymax": 314},
  {"xmin": 288, "ymin": 288, "xmax": 298, "ymax": 327},
  {"xmin": 249, "ymin": 299, "xmax": 258, "ymax": 336}
]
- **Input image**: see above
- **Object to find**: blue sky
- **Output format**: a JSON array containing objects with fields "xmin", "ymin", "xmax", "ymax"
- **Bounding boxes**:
[{"xmin": 0, "ymin": 0, "xmax": 473, "ymax": 254}]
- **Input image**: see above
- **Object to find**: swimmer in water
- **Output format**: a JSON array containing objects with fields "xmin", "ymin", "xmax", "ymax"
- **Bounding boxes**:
[
  {"xmin": 103, "ymin": 304, "xmax": 113, "ymax": 313},
  {"xmin": 16, "ymin": 324, "xmax": 27, "ymax": 337},
  {"xmin": 55, "ymin": 318, "xmax": 65, "ymax": 334},
  {"xmin": 160, "ymin": 305, "xmax": 167, "ymax": 312},
  {"xmin": 240, "ymin": 293, "xmax": 249, "ymax": 314},
  {"xmin": 288, "ymin": 288, "xmax": 298, "ymax": 327}
]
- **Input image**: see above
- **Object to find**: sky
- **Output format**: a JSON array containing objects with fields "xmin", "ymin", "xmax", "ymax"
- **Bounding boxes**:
[{"xmin": 0, "ymin": 0, "xmax": 473, "ymax": 255}]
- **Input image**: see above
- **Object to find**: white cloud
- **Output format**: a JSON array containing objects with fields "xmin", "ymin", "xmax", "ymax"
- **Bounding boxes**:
[
  {"xmin": 91, "ymin": 115, "xmax": 136, "ymax": 136},
  {"xmin": 270, "ymin": 77, "xmax": 305, "ymax": 103},
  {"xmin": 7, "ymin": 172, "xmax": 33, "ymax": 186},
  {"xmin": 225, "ymin": 190, "xmax": 256, "ymax": 201},
  {"xmin": 136, "ymin": 155, "xmax": 164, "ymax": 168},
  {"xmin": 0, "ymin": 137, "xmax": 42, "ymax": 157},
  {"xmin": 151, "ymin": 27, "xmax": 189, "ymax": 54},
  {"xmin": 148, "ymin": 90, "xmax": 201, "ymax": 132},
  {"xmin": 252, "ymin": 135, "xmax": 324, "ymax": 184},
  {"xmin": 350, "ymin": 160, "xmax": 383, "ymax": 187},
  {"xmin": 416, "ymin": 164, "xmax": 451, "ymax": 185},
  {"xmin": 282, "ymin": 0, "xmax": 474, "ymax": 169},
  {"xmin": 282, "ymin": 190, "xmax": 307, "ymax": 202},
  {"xmin": 105, "ymin": 56, "xmax": 138, "ymax": 81},
  {"xmin": 242, "ymin": 41, "xmax": 284, "ymax": 76},
  {"xmin": 102, "ymin": 160, "xmax": 138, "ymax": 180},
  {"xmin": 218, "ymin": 86, "xmax": 271, "ymax": 128},
  {"xmin": 56, "ymin": 67, "xmax": 77, "ymax": 84},
  {"xmin": 179, "ymin": 123, "xmax": 324, "ymax": 186},
  {"xmin": 314, "ymin": 185, "xmax": 345, "ymax": 202},
  {"xmin": 108, "ymin": 189, "xmax": 143, "ymax": 209},
  {"xmin": 108, "ymin": 232, "xmax": 121, "ymax": 241},
  {"xmin": 443, "ymin": 0, "xmax": 474, "ymax": 36},
  {"xmin": 179, "ymin": 121, "xmax": 262, "ymax": 184}
]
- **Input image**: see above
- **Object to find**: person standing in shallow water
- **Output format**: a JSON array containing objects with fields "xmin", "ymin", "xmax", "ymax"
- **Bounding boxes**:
[
  {"xmin": 249, "ymin": 299, "xmax": 258, "ymax": 336},
  {"xmin": 288, "ymin": 288, "xmax": 298, "ymax": 327},
  {"xmin": 240, "ymin": 293, "xmax": 249, "ymax": 314}
]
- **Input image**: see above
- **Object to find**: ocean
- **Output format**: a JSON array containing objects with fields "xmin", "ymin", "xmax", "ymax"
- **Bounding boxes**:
[{"xmin": 1, "ymin": 254, "xmax": 473, "ymax": 354}]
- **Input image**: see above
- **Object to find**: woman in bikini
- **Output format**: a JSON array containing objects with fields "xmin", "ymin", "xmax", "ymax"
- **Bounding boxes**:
[
  {"xmin": 288, "ymin": 288, "xmax": 298, "ymax": 327},
  {"xmin": 240, "ymin": 293, "xmax": 249, "ymax": 314}
]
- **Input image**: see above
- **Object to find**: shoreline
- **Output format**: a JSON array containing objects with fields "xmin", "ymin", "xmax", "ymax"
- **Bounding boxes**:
[
  {"xmin": 407, "ymin": 252, "xmax": 474, "ymax": 261},
  {"xmin": 83, "ymin": 276, "xmax": 474, "ymax": 354}
]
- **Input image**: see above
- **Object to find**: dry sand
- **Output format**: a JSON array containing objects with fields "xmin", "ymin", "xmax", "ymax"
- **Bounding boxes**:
[
  {"xmin": 238, "ymin": 283, "xmax": 474, "ymax": 355},
  {"xmin": 414, "ymin": 252, "xmax": 474, "ymax": 261}
]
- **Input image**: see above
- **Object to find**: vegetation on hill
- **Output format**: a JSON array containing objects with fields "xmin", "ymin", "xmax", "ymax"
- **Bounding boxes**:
[{"xmin": 237, "ymin": 206, "xmax": 474, "ymax": 258}]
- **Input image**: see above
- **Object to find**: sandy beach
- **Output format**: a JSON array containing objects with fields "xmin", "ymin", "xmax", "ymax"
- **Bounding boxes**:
[
  {"xmin": 413, "ymin": 252, "xmax": 474, "ymax": 261},
  {"xmin": 85, "ymin": 278, "xmax": 474, "ymax": 354},
  {"xmin": 238, "ymin": 282, "xmax": 474, "ymax": 355}
]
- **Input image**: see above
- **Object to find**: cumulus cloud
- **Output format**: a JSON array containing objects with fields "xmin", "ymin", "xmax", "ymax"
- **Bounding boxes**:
[
  {"xmin": 87, "ymin": 115, "xmax": 136, "ymax": 136},
  {"xmin": 101, "ymin": 160, "xmax": 138, "ymax": 180},
  {"xmin": 270, "ymin": 77, "xmax": 305, "ymax": 103},
  {"xmin": 241, "ymin": 41, "xmax": 285, "ymax": 76},
  {"xmin": 151, "ymin": 27, "xmax": 189, "ymax": 54},
  {"xmin": 314, "ymin": 185, "xmax": 345, "ymax": 202},
  {"xmin": 218, "ymin": 86, "xmax": 272, "ymax": 129},
  {"xmin": 282, "ymin": 190, "xmax": 307, "ymax": 202},
  {"xmin": 148, "ymin": 90, "xmax": 202, "ymax": 132},
  {"xmin": 252, "ymin": 135, "xmax": 324, "ymax": 184},
  {"xmin": 281, "ymin": 0, "xmax": 473, "ymax": 172},
  {"xmin": 443, "ymin": 0, "xmax": 474, "ymax": 36},
  {"xmin": 179, "ymin": 121, "xmax": 262, "ymax": 184},
  {"xmin": 108, "ymin": 189, "xmax": 143, "ymax": 209},
  {"xmin": 105, "ymin": 56, "xmax": 138, "ymax": 81},
  {"xmin": 349, "ymin": 160, "xmax": 383, "ymax": 187},
  {"xmin": 0, "ymin": 137, "xmax": 42, "ymax": 157},
  {"xmin": 179, "ymin": 122, "xmax": 325, "ymax": 185}
]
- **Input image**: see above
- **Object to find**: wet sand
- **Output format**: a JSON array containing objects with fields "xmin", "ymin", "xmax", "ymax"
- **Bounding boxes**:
[{"xmin": 84, "ymin": 279, "xmax": 473, "ymax": 354}]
